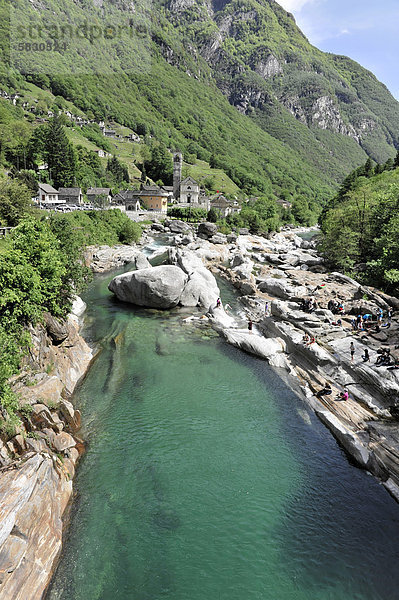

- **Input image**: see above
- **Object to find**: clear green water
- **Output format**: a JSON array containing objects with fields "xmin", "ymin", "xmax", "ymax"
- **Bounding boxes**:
[{"xmin": 48, "ymin": 270, "xmax": 399, "ymax": 600}]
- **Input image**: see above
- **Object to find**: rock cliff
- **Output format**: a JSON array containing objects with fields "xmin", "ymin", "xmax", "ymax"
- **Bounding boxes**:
[{"xmin": 0, "ymin": 301, "xmax": 92, "ymax": 600}]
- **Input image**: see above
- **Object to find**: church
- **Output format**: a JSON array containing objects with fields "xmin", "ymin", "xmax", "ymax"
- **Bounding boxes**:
[{"xmin": 173, "ymin": 152, "xmax": 210, "ymax": 210}]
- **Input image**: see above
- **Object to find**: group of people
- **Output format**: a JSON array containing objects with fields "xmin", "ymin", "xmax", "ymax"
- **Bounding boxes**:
[
  {"xmin": 375, "ymin": 347, "xmax": 393, "ymax": 366},
  {"xmin": 327, "ymin": 299, "xmax": 345, "ymax": 315},
  {"xmin": 301, "ymin": 297, "xmax": 318, "ymax": 313},
  {"xmin": 317, "ymin": 383, "xmax": 348, "ymax": 402},
  {"xmin": 302, "ymin": 333, "xmax": 316, "ymax": 346}
]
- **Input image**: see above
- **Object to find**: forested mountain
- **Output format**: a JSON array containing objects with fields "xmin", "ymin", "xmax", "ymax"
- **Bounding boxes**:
[
  {"xmin": 319, "ymin": 157, "xmax": 399, "ymax": 293},
  {"xmin": 1, "ymin": 0, "xmax": 399, "ymax": 205}
]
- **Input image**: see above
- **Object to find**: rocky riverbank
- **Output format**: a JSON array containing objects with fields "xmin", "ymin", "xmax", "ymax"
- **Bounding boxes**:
[
  {"xmin": 106, "ymin": 219, "xmax": 399, "ymax": 501},
  {"xmin": 0, "ymin": 299, "xmax": 93, "ymax": 600}
]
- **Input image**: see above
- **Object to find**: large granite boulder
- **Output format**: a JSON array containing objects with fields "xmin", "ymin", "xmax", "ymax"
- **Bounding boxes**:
[
  {"xmin": 168, "ymin": 220, "xmax": 192, "ymax": 234},
  {"xmin": 180, "ymin": 269, "xmax": 219, "ymax": 308},
  {"xmin": 172, "ymin": 249, "xmax": 204, "ymax": 275},
  {"xmin": 197, "ymin": 222, "xmax": 218, "ymax": 239},
  {"xmin": 257, "ymin": 278, "xmax": 308, "ymax": 300},
  {"xmin": 108, "ymin": 266, "xmax": 187, "ymax": 309},
  {"xmin": 43, "ymin": 313, "xmax": 68, "ymax": 345},
  {"xmin": 230, "ymin": 253, "xmax": 246, "ymax": 268},
  {"xmin": 221, "ymin": 329, "xmax": 288, "ymax": 368},
  {"xmin": 209, "ymin": 234, "xmax": 227, "ymax": 245}
]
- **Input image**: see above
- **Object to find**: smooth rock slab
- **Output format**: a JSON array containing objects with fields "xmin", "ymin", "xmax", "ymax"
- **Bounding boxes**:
[
  {"xmin": 108, "ymin": 266, "xmax": 188, "ymax": 309},
  {"xmin": 222, "ymin": 329, "xmax": 287, "ymax": 367}
]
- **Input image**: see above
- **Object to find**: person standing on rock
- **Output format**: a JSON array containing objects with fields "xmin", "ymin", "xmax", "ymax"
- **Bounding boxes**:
[
  {"xmin": 248, "ymin": 319, "xmax": 253, "ymax": 333},
  {"xmin": 265, "ymin": 302, "xmax": 269, "ymax": 316},
  {"xmin": 350, "ymin": 341, "xmax": 355, "ymax": 362},
  {"xmin": 216, "ymin": 297, "xmax": 221, "ymax": 308}
]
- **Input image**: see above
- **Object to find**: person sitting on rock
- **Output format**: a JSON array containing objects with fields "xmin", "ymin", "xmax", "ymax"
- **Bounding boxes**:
[
  {"xmin": 376, "ymin": 348, "xmax": 391, "ymax": 365},
  {"xmin": 317, "ymin": 383, "xmax": 332, "ymax": 398},
  {"xmin": 338, "ymin": 389, "xmax": 349, "ymax": 402},
  {"xmin": 332, "ymin": 319, "xmax": 342, "ymax": 327},
  {"xmin": 302, "ymin": 333, "xmax": 310, "ymax": 344},
  {"xmin": 362, "ymin": 348, "xmax": 370, "ymax": 362},
  {"xmin": 307, "ymin": 335, "xmax": 316, "ymax": 345}
]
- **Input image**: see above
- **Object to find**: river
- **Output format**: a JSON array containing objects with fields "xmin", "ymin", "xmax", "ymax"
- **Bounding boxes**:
[{"xmin": 48, "ymin": 265, "xmax": 399, "ymax": 600}]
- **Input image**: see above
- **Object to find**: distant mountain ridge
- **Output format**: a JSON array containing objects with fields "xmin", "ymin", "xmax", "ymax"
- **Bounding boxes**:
[{"xmin": 162, "ymin": 0, "xmax": 399, "ymax": 161}]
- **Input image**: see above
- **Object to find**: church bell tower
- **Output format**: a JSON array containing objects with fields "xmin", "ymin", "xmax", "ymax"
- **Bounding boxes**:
[{"xmin": 173, "ymin": 151, "xmax": 182, "ymax": 201}]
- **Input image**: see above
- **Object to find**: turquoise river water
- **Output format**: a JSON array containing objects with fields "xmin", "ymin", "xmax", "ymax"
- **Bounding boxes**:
[{"xmin": 48, "ymin": 267, "xmax": 399, "ymax": 600}]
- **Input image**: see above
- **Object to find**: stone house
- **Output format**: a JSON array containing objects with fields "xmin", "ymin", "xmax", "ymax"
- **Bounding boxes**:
[
  {"xmin": 210, "ymin": 195, "xmax": 241, "ymax": 218},
  {"xmin": 161, "ymin": 186, "xmax": 174, "ymax": 202},
  {"xmin": 115, "ymin": 190, "xmax": 141, "ymax": 211},
  {"xmin": 94, "ymin": 149, "xmax": 111, "ymax": 159},
  {"xmin": 276, "ymin": 198, "xmax": 292, "ymax": 210},
  {"xmin": 86, "ymin": 187, "xmax": 112, "ymax": 206},
  {"xmin": 58, "ymin": 187, "xmax": 83, "ymax": 206}
]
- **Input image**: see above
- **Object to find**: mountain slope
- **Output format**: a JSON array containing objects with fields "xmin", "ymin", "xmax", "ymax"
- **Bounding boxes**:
[{"xmin": 1, "ymin": 0, "xmax": 399, "ymax": 204}]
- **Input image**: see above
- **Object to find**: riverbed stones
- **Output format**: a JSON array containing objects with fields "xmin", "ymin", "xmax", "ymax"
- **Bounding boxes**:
[
  {"xmin": 86, "ymin": 245, "xmax": 147, "ymax": 273},
  {"xmin": 109, "ymin": 266, "xmax": 188, "ymax": 309}
]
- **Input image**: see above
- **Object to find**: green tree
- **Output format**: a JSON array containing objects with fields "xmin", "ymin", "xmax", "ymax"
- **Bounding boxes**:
[
  {"xmin": 10, "ymin": 219, "xmax": 67, "ymax": 316},
  {"xmin": 106, "ymin": 156, "xmax": 129, "ymax": 184},
  {"xmin": 44, "ymin": 115, "xmax": 77, "ymax": 188},
  {"xmin": 0, "ymin": 180, "xmax": 33, "ymax": 226},
  {"xmin": 13, "ymin": 170, "xmax": 39, "ymax": 194},
  {"xmin": 207, "ymin": 207, "xmax": 219, "ymax": 222},
  {"xmin": 144, "ymin": 143, "xmax": 173, "ymax": 184}
]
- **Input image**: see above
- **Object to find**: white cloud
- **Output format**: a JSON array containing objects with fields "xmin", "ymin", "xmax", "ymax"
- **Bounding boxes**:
[{"xmin": 277, "ymin": 0, "xmax": 314, "ymax": 11}]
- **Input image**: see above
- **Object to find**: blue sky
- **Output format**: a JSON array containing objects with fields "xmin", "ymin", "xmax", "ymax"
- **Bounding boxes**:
[{"xmin": 277, "ymin": 0, "xmax": 399, "ymax": 100}]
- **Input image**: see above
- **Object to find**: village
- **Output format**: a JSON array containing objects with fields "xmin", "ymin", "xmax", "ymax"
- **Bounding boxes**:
[{"xmin": 33, "ymin": 151, "xmax": 244, "ymax": 219}]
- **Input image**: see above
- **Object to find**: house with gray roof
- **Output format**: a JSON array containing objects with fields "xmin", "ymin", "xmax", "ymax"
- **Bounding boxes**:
[
  {"xmin": 36, "ymin": 183, "xmax": 60, "ymax": 205},
  {"xmin": 210, "ymin": 195, "xmax": 241, "ymax": 218},
  {"xmin": 58, "ymin": 187, "xmax": 83, "ymax": 206},
  {"xmin": 86, "ymin": 187, "xmax": 112, "ymax": 206}
]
